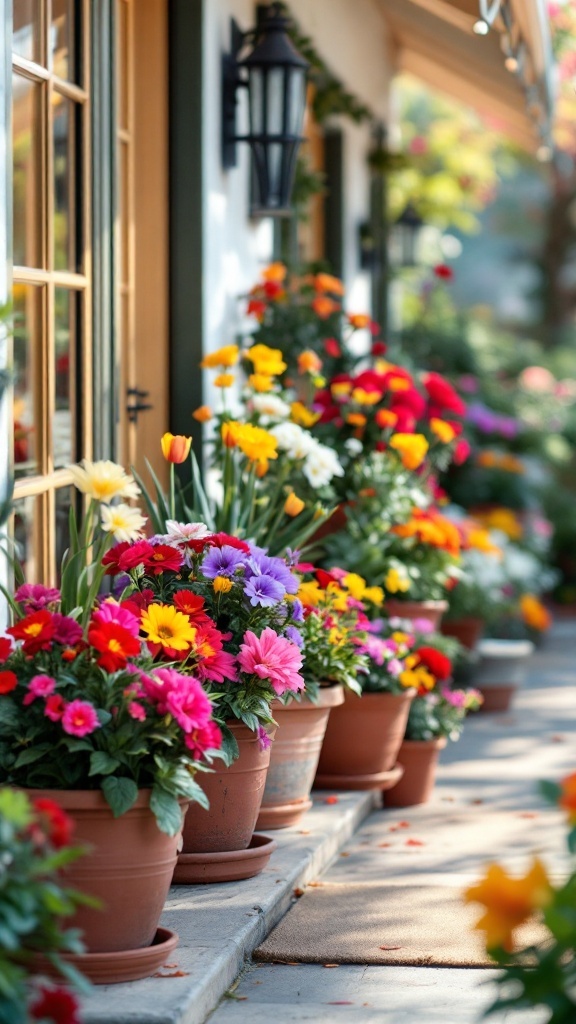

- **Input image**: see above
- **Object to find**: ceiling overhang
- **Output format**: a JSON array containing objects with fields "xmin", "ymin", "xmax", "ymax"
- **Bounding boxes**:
[{"xmin": 379, "ymin": 0, "xmax": 554, "ymax": 152}]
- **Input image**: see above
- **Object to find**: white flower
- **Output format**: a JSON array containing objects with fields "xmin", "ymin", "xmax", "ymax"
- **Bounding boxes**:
[
  {"xmin": 164, "ymin": 520, "xmax": 211, "ymax": 541},
  {"xmin": 344, "ymin": 438, "xmax": 363, "ymax": 456},
  {"xmin": 303, "ymin": 443, "xmax": 344, "ymax": 488},
  {"xmin": 68, "ymin": 459, "xmax": 140, "ymax": 504},
  {"xmin": 250, "ymin": 394, "xmax": 291, "ymax": 421},
  {"xmin": 100, "ymin": 503, "xmax": 147, "ymax": 542},
  {"xmin": 270, "ymin": 422, "xmax": 316, "ymax": 460}
]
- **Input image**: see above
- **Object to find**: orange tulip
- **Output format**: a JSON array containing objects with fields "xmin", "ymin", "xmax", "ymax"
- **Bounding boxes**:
[
  {"xmin": 192, "ymin": 405, "xmax": 213, "ymax": 423},
  {"xmin": 284, "ymin": 493, "xmax": 305, "ymax": 517},
  {"xmin": 161, "ymin": 433, "xmax": 192, "ymax": 463},
  {"xmin": 348, "ymin": 313, "xmax": 371, "ymax": 329}
]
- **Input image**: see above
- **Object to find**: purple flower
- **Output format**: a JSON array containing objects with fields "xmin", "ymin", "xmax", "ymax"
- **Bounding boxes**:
[
  {"xmin": 51, "ymin": 614, "xmax": 83, "ymax": 646},
  {"xmin": 201, "ymin": 545, "xmax": 246, "ymax": 579},
  {"xmin": 245, "ymin": 551, "xmax": 299, "ymax": 594},
  {"xmin": 244, "ymin": 574, "xmax": 285, "ymax": 607},
  {"xmin": 291, "ymin": 599, "xmax": 305, "ymax": 623},
  {"xmin": 257, "ymin": 726, "xmax": 272, "ymax": 750},
  {"xmin": 15, "ymin": 583, "xmax": 61, "ymax": 612},
  {"xmin": 285, "ymin": 625, "xmax": 304, "ymax": 649}
]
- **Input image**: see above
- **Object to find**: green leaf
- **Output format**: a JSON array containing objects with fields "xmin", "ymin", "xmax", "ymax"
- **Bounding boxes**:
[
  {"xmin": 14, "ymin": 745, "xmax": 51, "ymax": 768},
  {"xmin": 89, "ymin": 751, "xmax": 121, "ymax": 776},
  {"xmin": 101, "ymin": 776, "xmax": 139, "ymax": 818},
  {"xmin": 150, "ymin": 785, "xmax": 184, "ymax": 836},
  {"xmin": 539, "ymin": 780, "xmax": 562, "ymax": 806}
]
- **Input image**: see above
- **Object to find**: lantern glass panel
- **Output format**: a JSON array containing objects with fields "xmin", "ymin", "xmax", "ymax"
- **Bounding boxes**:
[
  {"xmin": 268, "ymin": 142, "xmax": 283, "ymax": 203},
  {"xmin": 266, "ymin": 67, "xmax": 284, "ymax": 135},
  {"xmin": 288, "ymin": 67, "xmax": 306, "ymax": 135},
  {"xmin": 249, "ymin": 67, "xmax": 264, "ymax": 135}
]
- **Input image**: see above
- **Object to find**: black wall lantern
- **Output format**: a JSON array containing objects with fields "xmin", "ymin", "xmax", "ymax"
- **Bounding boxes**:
[
  {"xmin": 222, "ymin": 3, "xmax": 309, "ymax": 217},
  {"xmin": 390, "ymin": 204, "xmax": 424, "ymax": 268}
]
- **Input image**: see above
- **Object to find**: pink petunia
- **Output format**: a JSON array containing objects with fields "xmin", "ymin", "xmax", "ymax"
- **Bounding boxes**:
[
  {"xmin": 91, "ymin": 599, "xmax": 141, "ymax": 638},
  {"xmin": 237, "ymin": 628, "xmax": 305, "ymax": 696},
  {"xmin": 165, "ymin": 672, "xmax": 214, "ymax": 734},
  {"xmin": 23, "ymin": 674, "xmax": 56, "ymax": 706},
  {"xmin": 61, "ymin": 700, "xmax": 101, "ymax": 737}
]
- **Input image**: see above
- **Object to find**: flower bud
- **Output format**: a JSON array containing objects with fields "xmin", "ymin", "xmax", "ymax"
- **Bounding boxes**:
[{"xmin": 161, "ymin": 433, "xmax": 192, "ymax": 464}]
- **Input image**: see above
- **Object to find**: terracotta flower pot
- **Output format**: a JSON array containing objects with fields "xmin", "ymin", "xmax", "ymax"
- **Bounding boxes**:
[
  {"xmin": 385, "ymin": 599, "xmax": 448, "ymax": 630},
  {"xmin": 384, "ymin": 737, "xmax": 447, "ymax": 807},
  {"xmin": 178, "ymin": 721, "xmax": 272, "ymax": 855},
  {"xmin": 314, "ymin": 689, "xmax": 415, "ymax": 790},
  {"xmin": 475, "ymin": 638, "xmax": 535, "ymax": 712},
  {"xmin": 256, "ymin": 686, "xmax": 345, "ymax": 830},
  {"xmin": 26, "ymin": 789, "xmax": 186, "ymax": 956},
  {"xmin": 441, "ymin": 615, "xmax": 485, "ymax": 650}
]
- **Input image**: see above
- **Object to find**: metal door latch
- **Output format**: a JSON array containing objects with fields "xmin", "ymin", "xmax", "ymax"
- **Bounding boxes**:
[{"xmin": 126, "ymin": 387, "xmax": 153, "ymax": 423}]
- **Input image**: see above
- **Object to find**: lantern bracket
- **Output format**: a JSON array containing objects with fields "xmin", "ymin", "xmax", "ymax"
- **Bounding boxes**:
[{"xmin": 222, "ymin": 19, "xmax": 251, "ymax": 170}]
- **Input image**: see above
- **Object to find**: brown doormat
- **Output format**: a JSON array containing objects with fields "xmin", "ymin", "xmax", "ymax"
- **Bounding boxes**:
[{"xmin": 255, "ymin": 881, "xmax": 546, "ymax": 968}]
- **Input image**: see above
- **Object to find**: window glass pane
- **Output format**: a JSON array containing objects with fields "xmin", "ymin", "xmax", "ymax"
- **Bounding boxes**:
[
  {"xmin": 13, "ymin": 0, "xmax": 42, "ymax": 65},
  {"xmin": 54, "ymin": 288, "xmax": 76, "ymax": 468},
  {"xmin": 55, "ymin": 486, "xmax": 76, "ymax": 580},
  {"xmin": 13, "ymin": 282, "xmax": 42, "ymax": 477},
  {"xmin": 53, "ymin": 93, "xmax": 77, "ymax": 270},
  {"xmin": 12, "ymin": 73, "xmax": 43, "ymax": 268},
  {"xmin": 119, "ymin": 140, "xmax": 130, "ymax": 284},
  {"xmin": 13, "ymin": 494, "xmax": 41, "ymax": 582},
  {"xmin": 51, "ymin": 0, "xmax": 76, "ymax": 81},
  {"xmin": 118, "ymin": 0, "xmax": 129, "ymax": 131}
]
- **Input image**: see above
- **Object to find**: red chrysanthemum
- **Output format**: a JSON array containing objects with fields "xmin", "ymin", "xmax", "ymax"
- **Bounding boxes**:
[
  {"xmin": 423, "ymin": 372, "xmax": 466, "ymax": 417},
  {"xmin": 8, "ymin": 610, "xmax": 55, "ymax": 654},
  {"xmin": 0, "ymin": 669, "xmax": 18, "ymax": 694},
  {"xmin": 101, "ymin": 541, "xmax": 131, "ymax": 575},
  {"xmin": 32, "ymin": 798, "xmax": 74, "ymax": 849},
  {"xmin": 205, "ymin": 533, "xmax": 251, "ymax": 552},
  {"xmin": 0, "ymin": 637, "xmax": 13, "ymax": 662},
  {"xmin": 143, "ymin": 544, "xmax": 184, "ymax": 575},
  {"xmin": 414, "ymin": 646, "xmax": 453, "ymax": 681},
  {"xmin": 88, "ymin": 621, "xmax": 141, "ymax": 671},
  {"xmin": 29, "ymin": 985, "xmax": 81, "ymax": 1024}
]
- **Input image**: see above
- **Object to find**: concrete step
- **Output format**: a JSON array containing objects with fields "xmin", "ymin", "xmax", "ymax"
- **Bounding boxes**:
[{"xmin": 80, "ymin": 789, "xmax": 378, "ymax": 1024}]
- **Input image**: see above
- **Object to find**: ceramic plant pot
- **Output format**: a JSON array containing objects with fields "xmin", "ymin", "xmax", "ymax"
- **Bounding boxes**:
[
  {"xmin": 474, "ymin": 638, "xmax": 535, "ymax": 711},
  {"xmin": 441, "ymin": 615, "xmax": 485, "ymax": 651},
  {"xmin": 384, "ymin": 737, "xmax": 447, "ymax": 807},
  {"xmin": 314, "ymin": 689, "xmax": 415, "ymax": 791},
  {"xmin": 173, "ymin": 721, "xmax": 276, "ymax": 883},
  {"xmin": 26, "ymin": 788, "xmax": 186, "ymax": 982},
  {"xmin": 385, "ymin": 599, "xmax": 448, "ymax": 630},
  {"xmin": 256, "ymin": 686, "xmax": 345, "ymax": 830}
]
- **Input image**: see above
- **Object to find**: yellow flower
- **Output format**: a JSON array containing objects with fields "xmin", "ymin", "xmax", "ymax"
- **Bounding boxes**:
[
  {"xmin": 200, "ymin": 344, "xmax": 239, "ymax": 369},
  {"xmin": 100, "ymin": 503, "xmax": 147, "ymax": 543},
  {"xmin": 297, "ymin": 350, "xmax": 323, "ymax": 375},
  {"xmin": 388, "ymin": 376, "xmax": 411, "ymax": 392},
  {"xmin": 467, "ymin": 527, "xmax": 501, "ymax": 555},
  {"xmin": 464, "ymin": 859, "xmax": 552, "ymax": 952},
  {"xmin": 161, "ymin": 433, "xmax": 192, "ymax": 463},
  {"xmin": 298, "ymin": 580, "xmax": 323, "ymax": 608},
  {"xmin": 261, "ymin": 261, "xmax": 287, "ymax": 283},
  {"xmin": 67, "ymin": 459, "xmax": 140, "ymax": 504},
  {"xmin": 477, "ymin": 508, "xmax": 523, "ymax": 540},
  {"xmin": 246, "ymin": 343, "xmax": 287, "ymax": 377},
  {"xmin": 385, "ymin": 568, "xmax": 411, "ymax": 594},
  {"xmin": 520, "ymin": 594, "xmax": 551, "ymax": 632},
  {"xmin": 328, "ymin": 626, "xmax": 346, "ymax": 646},
  {"xmin": 430, "ymin": 418, "xmax": 456, "ymax": 444},
  {"xmin": 414, "ymin": 666, "xmax": 436, "ymax": 691},
  {"xmin": 399, "ymin": 670, "xmax": 420, "ymax": 689},
  {"xmin": 249, "ymin": 373, "xmax": 274, "ymax": 393},
  {"xmin": 214, "ymin": 373, "xmax": 235, "ymax": 388},
  {"xmin": 192, "ymin": 405, "xmax": 213, "ymax": 423},
  {"xmin": 392, "ymin": 631, "xmax": 410, "ymax": 644},
  {"xmin": 141, "ymin": 604, "xmax": 197, "ymax": 651},
  {"xmin": 235, "ymin": 423, "xmax": 278, "ymax": 466},
  {"xmin": 284, "ymin": 493, "xmax": 305, "ymax": 517},
  {"xmin": 331, "ymin": 381, "xmax": 352, "ymax": 399},
  {"xmin": 343, "ymin": 573, "xmax": 367, "ymax": 600},
  {"xmin": 221, "ymin": 421, "xmax": 243, "ymax": 448},
  {"xmin": 346, "ymin": 413, "xmax": 367, "ymax": 427},
  {"xmin": 389, "ymin": 433, "xmax": 429, "ymax": 471},
  {"xmin": 291, "ymin": 401, "xmax": 320, "ymax": 427},
  {"xmin": 348, "ymin": 313, "xmax": 371, "ymax": 329},
  {"xmin": 351, "ymin": 387, "xmax": 381, "ymax": 406},
  {"xmin": 363, "ymin": 586, "xmax": 384, "ymax": 607},
  {"xmin": 213, "ymin": 576, "xmax": 233, "ymax": 594}
]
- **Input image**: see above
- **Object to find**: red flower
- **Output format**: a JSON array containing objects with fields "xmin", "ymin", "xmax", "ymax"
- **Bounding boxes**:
[
  {"xmin": 423, "ymin": 372, "xmax": 466, "ymax": 417},
  {"xmin": 0, "ymin": 670, "xmax": 18, "ymax": 694},
  {"xmin": 120, "ymin": 589, "xmax": 156, "ymax": 616},
  {"xmin": 247, "ymin": 298, "xmax": 266, "ymax": 320},
  {"xmin": 414, "ymin": 646, "xmax": 452, "ymax": 681},
  {"xmin": 8, "ymin": 610, "xmax": 55, "ymax": 654},
  {"xmin": 45, "ymin": 694, "xmax": 67, "ymax": 721},
  {"xmin": 101, "ymin": 541, "xmax": 131, "ymax": 575},
  {"xmin": 262, "ymin": 280, "xmax": 283, "ymax": 299},
  {"xmin": 143, "ymin": 544, "xmax": 184, "ymax": 574},
  {"xmin": 30, "ymin": 985, "xmax": 81, "ymax": 1024},
  {"xmin": 32, "ymin": 798, "xmax": 74, "ymax": 849},
  {"xmin": 454, "ymin": 438, "xmax": 471, "ymax": 465},
  {"xmin": 205, "ymin": 533, "xmax": 251, "ymax": 552},
  {"xmin": 117, "ymin": 540, "xmax": 156, "ymax": 572},
  {"xmin": 372, "ymin": 341, "xmax": 388, "ymax": 356},
  {"xmin": 88, "ymin": 622, "xmax": 141, "ymax": 671},
  {"xmin": 0, "ymin": 637, "xmax": 13, "ymax": 662},
  {"xmin": 433, "ymin": 264, "xmax": 454, "ymax": 281},
  {"xmin": 173, "ymin": 591, "xmax": 211, "ymax": 625},
  {"xmin": 324, "ymin": 338, "xmax": 342, "ymax": 358},
  {"xmin": 315, "ymin": 569, "xmax": 340, "ymax": 589}
]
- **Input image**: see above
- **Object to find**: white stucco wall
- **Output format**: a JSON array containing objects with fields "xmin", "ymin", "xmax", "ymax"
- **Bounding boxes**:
[{"xmin": 202, "ymin": 0, "xmax": 394, "ymax": 375}]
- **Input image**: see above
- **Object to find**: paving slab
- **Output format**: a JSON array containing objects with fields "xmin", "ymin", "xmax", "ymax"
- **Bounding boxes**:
[{"xmin": 78, "ymin": 790, "xmax": 377, "ymax": 1024}]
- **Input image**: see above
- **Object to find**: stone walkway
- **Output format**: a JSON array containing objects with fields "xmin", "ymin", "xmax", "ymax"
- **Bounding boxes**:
[{"xmin": 208, "ymin": 621, "xmax": 576, "ymax": 1023}]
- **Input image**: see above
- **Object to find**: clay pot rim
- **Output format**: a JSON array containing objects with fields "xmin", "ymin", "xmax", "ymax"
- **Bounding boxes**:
[
  {"xmin": 272, "ymin": 685, "xmax": 345, "ymax": 712},
  {"xmin": 347, "ymin": 688, "xmax": 417, "ymax": 703},
  {"xmin": 478, "ymin": 639, "xmax": 534, "ymax": 658},
  {"xmin": 19, "ymin": 787, "xmax": 156, "ymax": 810},
  {"xmin": 177, "ymin": 832, "xmax": 276, "ymax": 865},
  {"xmin": 401, "ymin": 736, "xmax": 448, "ymax": 751}
]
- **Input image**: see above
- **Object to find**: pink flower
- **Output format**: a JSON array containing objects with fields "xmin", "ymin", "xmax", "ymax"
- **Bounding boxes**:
[
  {"xmin": 257, "ymin": 726, "xmax": 272, "ymax": 751},
  {"xmin": 45, "ymin": 694, "xmax": 67, "ymax": 721},
  {"xmin": 61, "ymin": 700, "xmax": 101, "ymax": 737},
  {"xmin": 184, "ymin": 719, "xmax": 222, "ymax": 759},
  {"xmin": 159, "ymin": 669, "xmax": 213, "ymax": 733},
  {"xmin": 237, "ymin": 628, "xmax": 305, "ymax": 696},
  {"xmin": 91, "ymin": 599, "xmax": 141, "ymax": 638},
  {"xmin": 23, "ymin": 674, "xmax": 56, "ymax": 706},
  {"xmin": 15, "ymin": 583, "xmax": 61, "ymax": 611},
  {"xmin": 128, "ymin": 701, "xmax": 146, "ymax": 721},
  {"xmin": 51, "ymin": 614, "xmax": 83, "ymax": 647}
]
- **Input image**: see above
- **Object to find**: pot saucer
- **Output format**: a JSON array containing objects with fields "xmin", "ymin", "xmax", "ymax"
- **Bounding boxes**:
[
  {"xmin": 36, "ymin": 927, "xmax": 179, "ymax": 985},
  {"xmin": 256, "ymin": 797, "xmax": 313, "ymax": 831},
  {"xmin": 314, "ymin": 762, "xmax": 405, "ymax": 792},
  {"xmin": 173, "ymin": 833, "xmax": 277, "ymax": 884}
]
